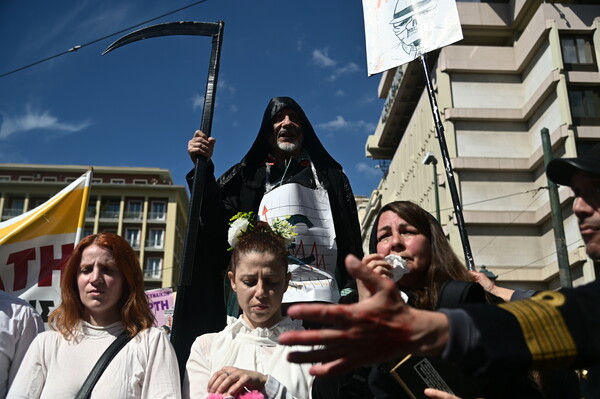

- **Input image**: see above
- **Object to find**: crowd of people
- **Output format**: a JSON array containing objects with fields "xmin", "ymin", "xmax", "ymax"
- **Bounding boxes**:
[{"xmin": 1, "ymin": 97, "xmax": 599, "ymax": 399}]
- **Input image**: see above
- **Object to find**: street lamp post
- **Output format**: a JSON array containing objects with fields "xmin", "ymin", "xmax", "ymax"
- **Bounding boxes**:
[{"xmin": 422, "ymin": 152, "xmax": 441, "ymax": 222}]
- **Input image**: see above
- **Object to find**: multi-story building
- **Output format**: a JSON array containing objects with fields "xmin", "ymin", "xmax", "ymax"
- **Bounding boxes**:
[
  {"xmin": 363, "ymin": 0, "xmax": 599, "ymax": 291},
  {"xmin": 0, "ymin": 164, "xmax": 189, "ymax": 289}
]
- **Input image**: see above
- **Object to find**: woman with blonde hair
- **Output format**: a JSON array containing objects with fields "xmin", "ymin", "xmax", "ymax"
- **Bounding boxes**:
[{"xmin": 8, "ymin": 233, "xmax": 180, "ymax": 398}]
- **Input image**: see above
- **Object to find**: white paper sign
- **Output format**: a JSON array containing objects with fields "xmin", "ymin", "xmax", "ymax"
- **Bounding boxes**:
[
  {"xmin": 259, "ymin": 183, "xmax": 339, "ymax": 303},
  {"xmin": 362, "ymin": 0, "xmax": 463, "ymax": 75}
]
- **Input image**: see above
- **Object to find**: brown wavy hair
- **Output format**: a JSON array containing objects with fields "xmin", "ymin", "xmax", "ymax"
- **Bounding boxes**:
[
  {"xmin": 229, "ymin": 221, "xmax": 289, "ymax": 275},
  {"xmin": 368, "ymin": 201, "xmax": 474, "ymax": 310},
  {"xmin": 48, "ymin": 232, "xmax": 154, "ymax": 340}
]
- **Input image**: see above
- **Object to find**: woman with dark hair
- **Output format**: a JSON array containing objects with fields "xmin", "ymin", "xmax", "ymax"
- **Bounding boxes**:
[
  {"xmin": 8, "ymin": 233, "xmax": 180, "ymax": 398},
  {"xmin": 183, "ymin": 218, "xmax": 313, "ymax": 399},
  {"xmin": 362, "ymin": 200, "xmax": 475, "ymax": 310},
  {"xmin": 362, "ymin": 201, "xmax": 544, "ymax": 399}
]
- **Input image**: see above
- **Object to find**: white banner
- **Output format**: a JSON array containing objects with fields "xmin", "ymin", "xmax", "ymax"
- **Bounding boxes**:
[
  {"xmin": 362, "ymin": 0, "xmax": 463, "ymax": 75},
  {"xmin": 0, "ymin": 171, "xmax": 92, "ymax": 321}
]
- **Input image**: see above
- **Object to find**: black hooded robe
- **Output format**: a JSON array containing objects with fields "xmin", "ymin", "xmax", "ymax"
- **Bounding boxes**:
[{"xmin": 184, "ymin": 96, "xmax": 364, "ymax": 331}]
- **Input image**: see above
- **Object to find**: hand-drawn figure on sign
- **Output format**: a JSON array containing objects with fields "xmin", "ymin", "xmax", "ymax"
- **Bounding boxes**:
[{"xmin": 391, "ymin": 0, "xmax": 438, "ymax": 57}]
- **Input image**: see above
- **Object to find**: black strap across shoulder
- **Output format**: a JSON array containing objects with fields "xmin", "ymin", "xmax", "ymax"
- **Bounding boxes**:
[{"xmin": 75, "ymin": 331, "xmax": 133, "ymax": 399}]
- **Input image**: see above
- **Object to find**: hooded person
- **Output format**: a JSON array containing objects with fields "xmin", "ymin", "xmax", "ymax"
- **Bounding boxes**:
[{"xmin": 187, "ymin": 96, "xmax": 364, "ymax": 313}]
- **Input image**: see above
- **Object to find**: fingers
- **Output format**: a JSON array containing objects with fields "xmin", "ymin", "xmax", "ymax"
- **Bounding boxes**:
[
  {"xmin": 423, "ymin": 388, "xmax": 461, "ymax": 399},
  {"xmin": 280, "ymin": 328, "xmax": 351, "ymax": 347},
  {"xmin": 284, "ymin": 302, "xmax": 361, "ymax": 329},
  {"xmin": 188, "ymin": 130, "xmax": 216, "ymax": 162},
  {"xmin": 345, "ymin": 254, "xmax": 397, "ymax": 295},
  {"xmin": 207, "ymin": 368, "xmax": 232, "ymax": 393},
  {"xmin": 208, "ymin": 367, "xmax": 267, "ymax": 396}
]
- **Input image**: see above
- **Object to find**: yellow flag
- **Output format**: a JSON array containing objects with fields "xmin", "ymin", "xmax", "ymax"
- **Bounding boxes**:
[{"xmin": 0, "ymin": 170, "xmax": 92, "ymax": 321}]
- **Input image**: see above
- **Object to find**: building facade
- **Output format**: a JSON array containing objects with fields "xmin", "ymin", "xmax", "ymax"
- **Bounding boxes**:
[
  {"xmin": 363, "ymin": 0, "xmax": 600, "ymax": 291},
  {"xmin": 0, "ymin": 164, "xmax": 189, "ymax": 289}
]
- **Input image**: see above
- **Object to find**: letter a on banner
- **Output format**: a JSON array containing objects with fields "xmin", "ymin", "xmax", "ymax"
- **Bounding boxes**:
[
  {"xmin": 0, "ymin": 170, "xmax": 92, "ymax": 321},
  {"xmin": 362, "ymin": 0, "xmax": 463, "ymax": 75}
]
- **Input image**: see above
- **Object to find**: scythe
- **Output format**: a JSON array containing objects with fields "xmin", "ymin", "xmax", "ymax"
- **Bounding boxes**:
[{"xmin": 103, "ymin": 20, "xmax": 225, "ymax": 376}]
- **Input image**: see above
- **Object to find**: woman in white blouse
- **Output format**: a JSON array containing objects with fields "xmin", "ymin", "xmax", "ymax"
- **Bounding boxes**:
[
  {"xmin": 8, "ymin": 233, "xmax": 180, "ymax": 398},
  {"xmin": 183, "ymin": 220, "xmax": 313, "ymax": 399}
]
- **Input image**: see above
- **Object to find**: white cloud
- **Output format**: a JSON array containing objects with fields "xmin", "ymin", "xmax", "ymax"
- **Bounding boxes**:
[
  {"xmin": 0, "ymin": 106, "xmax": 90, "ymax": 140},
  {"xmin": 335, "ymin": 90, "xmax": 346, "ymax": 97},
  {"xmin": 192, "ymin": 94, "xmax": 205, "ymax": 111},
  {"xmin": 312, "ymin": 48, "xmax": 337, "ymax": 68},
  {"xmin": 218, "ymin": 79, "xmax": 236, "ymax": 96},
  {"xmin": 230, "ymin": 105, "xmax": 238, "ymax": 113},
  {"xmin": 317, "ymin": 115, "xmax": 376, "ymax": 133},
  {"xmin": 318, "ymin": 116, "xmax": 348, "ymax": 130},
  {"xmin": 355, "ymin": 162, "xmax": 381, "ymax": 177},
  {"xmin": 327, "ymin": 62, "xmax": 360, "ymax": 81}
]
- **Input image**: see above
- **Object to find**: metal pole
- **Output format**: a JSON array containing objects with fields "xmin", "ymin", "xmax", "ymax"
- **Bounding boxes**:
[
  {"xmin": 432, "ymin": 159, "xmax": 441, "ymax": 222},
  {"xmin": 419, "ymin": 54, "xmax": 475, "ymax": 271},
  {"xmin": 540, "ymin": 128, "xmax": 572, "ymax": 288}
]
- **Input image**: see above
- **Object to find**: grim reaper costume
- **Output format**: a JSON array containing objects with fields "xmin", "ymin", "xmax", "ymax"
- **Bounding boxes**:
[{"xmin": 188, "ymin": 97, "xmax": 363, "ymax": 313}]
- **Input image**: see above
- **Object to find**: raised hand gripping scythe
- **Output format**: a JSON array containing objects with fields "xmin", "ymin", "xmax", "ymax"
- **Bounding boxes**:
[{"xmin": 103, "ymin": 20, "xmax": 225, "ymax": 376}]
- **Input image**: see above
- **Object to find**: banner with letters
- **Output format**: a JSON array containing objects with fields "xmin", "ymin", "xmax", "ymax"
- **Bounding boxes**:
[
  {"xmin": 362, "ymin": 0, "xmax": 463, "ymax": 75},
  {"xmin": 0, "ymin": 171, "xmax": 92, "ymax": 322},
  {"xmin": 146, "ymin": 287, "xmax": 175, "ymax": 329}
]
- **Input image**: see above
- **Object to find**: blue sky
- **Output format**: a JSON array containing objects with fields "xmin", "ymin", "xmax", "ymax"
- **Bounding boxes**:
[{"xmin": 0, "ymin": 0, "xmax": 386, "ymax": 196}]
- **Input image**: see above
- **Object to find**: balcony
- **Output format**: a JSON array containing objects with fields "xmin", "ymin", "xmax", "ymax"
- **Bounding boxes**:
[
  {"xmin": 147, "ymin": 211, "xmax": 166, "ymax": 221},
  {"xmin": 145, "ymin": 240, "xmax": 164, "ymax": 250},
  {"xmin": 123, "ymin": 211, "xmax": 143, "ymax": 220},
  {"xmin": 99, "ymin": 210, "xmax": 120, "ymax": 219},
  {"xmin": 1, "ymin": 208, "xmax": 24, "ymax": 220}
]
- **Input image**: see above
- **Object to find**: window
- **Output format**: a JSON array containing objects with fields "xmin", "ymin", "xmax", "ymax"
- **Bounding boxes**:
[
  {"xmin": 86, "ymin": 201, "xmax": 96, "ymax": 218},
  {"xmin": 561, "ymin": 35, "xmax": 597, "ymax": 71},
  {"xmin": 0, "ymin": 176, "xmax": 10, "ymax": 181},
  {"xmin": 100, "ymin": 200, "xmax": 120, "ymax": 219},
  {"xmin": 125, "ymin": 228, "xmax": 141, "ymax": 248},
  {"xmin": 92, "ymin": 178, "xmax": 103, "ymax": 184},
  {"xmin": 31, "ymin": 198, "xmax": 48, "ymax": 208},
  {"xmin": 3, "ymin": 198, "xmax": 25, "ymax": 219},
  {"xmin": 110, "ymin": 178, "xmax": 125, "ymax": 184},
  {"xmin": 125, "ymin": 200, "xmax": 143, "ymax": 219},
  {"xmin": 42, "ymin": 176, "xmax": 57, "ymax": 182},
  {"xmin": 133, "ymin": 179, "xmax": 148, "ymax": 185},
  {"xmin": 145, "ymin": 258, "xmax": 162, "ymax": 279},
  {"xmin": 18, "ymin": 176, "xmax": 33, "ymax": 182},
  {"xmin": 568, "ymin": 87, "xmax": 600, "ymax": 125},
  {"xmin": 82, "ymin": 228, "xmax": 94, "ymax": 238},
  {"xmin": 65, "ymin": 177, "xmax": 77, "ymax": 183},
  {"xmin": 147, "ymin": 228, "xmax": 164, "ymax": 248},
  {"xmin": 149, "ymin": 201, "xmax": 166, "ymax": 220}
]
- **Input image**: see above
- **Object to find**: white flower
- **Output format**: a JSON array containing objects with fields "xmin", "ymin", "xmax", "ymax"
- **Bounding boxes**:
[
  {"xmin": 228, "ymin": 218, "xmax": 251, "ymax": 248},
  {"xmin": 270, "ymin": 218, "xmax": 297, "ymax": 249}
]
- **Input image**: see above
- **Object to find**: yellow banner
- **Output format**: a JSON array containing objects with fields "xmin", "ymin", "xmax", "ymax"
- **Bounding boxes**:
[
  {"xmin": 0, "ymin": 171, "xmax": 92, "ymax": 321},
  {"xmin": 0, "ymin": 171, "xmax": 92, "ymax": 245}
]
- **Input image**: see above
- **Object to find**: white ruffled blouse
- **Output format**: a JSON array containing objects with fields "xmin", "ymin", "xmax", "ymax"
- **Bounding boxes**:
[{"xmin": 183, "ymin": 316, "xmax": 314, "ymax": 399}]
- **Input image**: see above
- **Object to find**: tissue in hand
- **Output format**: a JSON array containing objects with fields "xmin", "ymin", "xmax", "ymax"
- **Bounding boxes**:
[{"xmin": 384, "ymin": 254, "xmax": 409, "ymax": 282}]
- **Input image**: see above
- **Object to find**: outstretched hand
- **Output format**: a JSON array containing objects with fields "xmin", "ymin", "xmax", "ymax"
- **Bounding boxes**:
[{"xmin": 279, "ymin": 254, "xmax": 450, "ymax": 376}]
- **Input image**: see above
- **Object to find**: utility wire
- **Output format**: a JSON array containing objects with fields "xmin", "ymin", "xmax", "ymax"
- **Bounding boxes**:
[
  {"xmin": 0, "ymin": 0, "xmax": 209, "ymax": 79},
  {"xmin": 473, "ymin": 186, "xmax": 547, "ymax": 258},
  {"xmin": 493, "ymin": 236, "xmax": 584, "ymax": 279}
]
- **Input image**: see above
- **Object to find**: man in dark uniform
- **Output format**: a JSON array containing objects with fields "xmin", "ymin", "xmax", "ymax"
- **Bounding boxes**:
[{"xmin": 279, "ymin": 143, "xmax": 600, "ymax": 395}]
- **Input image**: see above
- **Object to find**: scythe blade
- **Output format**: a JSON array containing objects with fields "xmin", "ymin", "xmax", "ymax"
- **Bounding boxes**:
[{"xmin": 102, "ymin": 21, "xmax": 221, "ymax": 55}]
